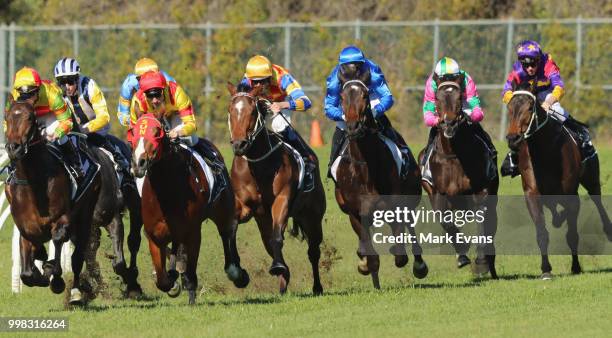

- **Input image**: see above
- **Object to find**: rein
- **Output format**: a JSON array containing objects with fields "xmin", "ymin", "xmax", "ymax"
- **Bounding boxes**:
[{"xmin": 436, "ymin": 81, "xmax": 466, "ymax": 138}]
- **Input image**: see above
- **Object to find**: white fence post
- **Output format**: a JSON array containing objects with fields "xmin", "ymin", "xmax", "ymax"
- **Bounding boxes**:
[
  {"xmin": 354, "ymin": 19, "xmax": 361, "ymax": 41},
  {"xmin": 204, "ymin": 21, "xmax": 212, "ymax": 136},
  {"xmin": 72, "ymin": 23, "xmax": 79, "ymax": 57},
  {"xmin": 284, "ymin": 21, "xmax": 291, "ymax": 69},
  {"xmin": 432, "ymin": 18, "xmax": 440, "ymax": 68},
  {"xmin": 575, "ymin": 16, "xmax": 582, "ymax": 113},
  {"xmin": 499, "ymin": 18, "xmax": 514, "ymax": 141},
  {"xmin": 8, "ymin": 22, "xmax": 15, "ymax": 90},
  {"xmin": 0, "ymin": 24, "xmax": 6, "ymax": 142}
]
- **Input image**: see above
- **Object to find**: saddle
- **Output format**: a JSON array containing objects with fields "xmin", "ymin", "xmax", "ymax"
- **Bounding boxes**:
[
  {"xmin": 47, "ymin": 139, "xmax": 100, "ymax": 203},
  {"xmin": 183, "ymin": 140, "xmax": 228, "ymax": 203}
]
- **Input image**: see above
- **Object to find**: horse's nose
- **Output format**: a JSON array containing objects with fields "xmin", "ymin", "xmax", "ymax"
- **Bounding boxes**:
[
  {"xmin": 232, "ymin": 140, "xmax": 248, "ymax": 155},
  {"xmin": 506, "ymin": 134, "xmax": 521, "ymax": 150}
]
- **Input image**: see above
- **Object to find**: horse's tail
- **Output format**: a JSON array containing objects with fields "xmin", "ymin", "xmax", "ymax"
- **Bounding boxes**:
[{"xmin": 290, "ymin": 220, "xmax": 307, "ymax": 241}]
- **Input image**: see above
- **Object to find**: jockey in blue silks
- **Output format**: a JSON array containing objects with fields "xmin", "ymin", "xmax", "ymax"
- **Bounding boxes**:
[{"xmin": 324, "ymin": 45, "xmax": 413, "ymax": 177}]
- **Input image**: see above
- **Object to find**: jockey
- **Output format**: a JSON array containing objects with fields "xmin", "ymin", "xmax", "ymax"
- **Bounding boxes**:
[
  {"xmin": 420, "ymin": 57, "xmax": 496, "ymax": 178},
  {"xmin": 239, "ymin": 55, "xmax": 316, "ymax": 188},
  {"xmin": 325, "ymin": 45, "xmax": 412, "ymax": 177},
  {"xmin": 54, "ymin": 57, "xmax": 133, "ymax": 185},
  {"xmin": 117, "ymin": 58, "xmax": 175, "ymax": 127},
  {"xmin": 6, "ymin": 67, "xmax": 83, "ymax": 178},
  {"xmin": 500, "ymin": 40, "xmax": 595, "ymax": 177},
  {"xmin": 131, "ymin": 71, "xmax": 223, "ymax": 171}
]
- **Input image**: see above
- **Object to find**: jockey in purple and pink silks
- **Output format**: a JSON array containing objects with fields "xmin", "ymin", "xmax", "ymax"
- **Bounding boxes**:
[
  {"xmin": 420, "ymin": 57, "xmax": 497, "ymax": 184},
  {"xmin": 499, "ymin": 40, "xmax": 595, "ymax": 177}
]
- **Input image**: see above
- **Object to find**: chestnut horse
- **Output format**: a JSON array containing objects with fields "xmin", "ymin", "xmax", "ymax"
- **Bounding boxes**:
[
  {"xmin": 334, "ymin": 65, "xmax": 428, "ymax": 289},
  {"xmin": 227, "ymin": 83, "xmax": 325, "ymax": 295},
  {"xmin": 129, "ymin": 113, "xmax": 249, "ymax": 304},
  {"xmin": 4, "ymin": 100, "xmax": 101, "ymax": 304},
  {"xmin": 506, "ymin": 81, "xmax": 612, "ymax": 279},
  {"xmin": 417, "ymin": 77, "xmax": 499, "ymax": 278}
]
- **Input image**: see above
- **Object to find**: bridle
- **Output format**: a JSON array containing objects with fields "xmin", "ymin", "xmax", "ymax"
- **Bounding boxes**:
[
  {"xmin": 341, "ymin": 79, "xmax": 375, "ymax": 139},
  {"xmin": 437, "ymin": 81, "xmax": 466, "ymax": 138},
  {"xmin": 6, "ymin": 106, "xmax": 43, "ymax": 160},
  {"xmin": 510, "ymin": 90, "xmax": 549, "ymax": 142},
  {"xmin": 229, "ymin": 92, "xmax": 282, "ymax": 162}
]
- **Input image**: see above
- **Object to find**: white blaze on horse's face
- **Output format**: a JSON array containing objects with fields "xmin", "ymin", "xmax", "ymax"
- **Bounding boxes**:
[
  {"xmin": 234, "ymin": 100, "xmax": 245, "ymax": 119},
  {"xmin": 134, "ymin": 138, "xmax": 146, "ymax": 165}
]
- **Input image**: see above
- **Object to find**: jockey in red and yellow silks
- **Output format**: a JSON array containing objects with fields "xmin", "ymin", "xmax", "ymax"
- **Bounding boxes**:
[
  {"xmin": 131, "ymin": 71, "xmax": 196, "ymax": 138},
  {"xmin": 6, "ymin": 67, "xmax": 84, "ymax": 178}
]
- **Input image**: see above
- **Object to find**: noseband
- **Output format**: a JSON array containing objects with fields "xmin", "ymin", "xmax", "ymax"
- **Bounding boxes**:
[
  {"xmin": 342, "ymin": 80, "xmax": 374, "ymax": 139},
  {"xmin": 510, "ymin": 90, "xmax": 549, "ymax": 143}
]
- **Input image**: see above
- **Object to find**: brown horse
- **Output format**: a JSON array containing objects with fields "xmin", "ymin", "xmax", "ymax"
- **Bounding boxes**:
[
  {"xmin": 506, "ymin": 81, "xmax": 612, "ymax": 279},
  {"xmin": 334, "ymin": 66, "xmax": 428, "ymax": 289},
  {"xmin": 418, "ymin": 77, "xmax": 499, "ymax": 278},
  {"xmin": 227, "ymin": 83, "xmax": 325, "ymax": 295},
  {"xmin": 4, "ymin": 100, "xmax": 101, "ymax": 304},
  {"xmin": 129, "ymin": 113, "xmax": 249, "ymax": 304}
]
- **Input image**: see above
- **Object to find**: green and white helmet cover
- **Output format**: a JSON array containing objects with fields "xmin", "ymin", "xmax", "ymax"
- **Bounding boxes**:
[{"xmin": 434, "ymin": 57, "xmax": 460, "ymax": 77}]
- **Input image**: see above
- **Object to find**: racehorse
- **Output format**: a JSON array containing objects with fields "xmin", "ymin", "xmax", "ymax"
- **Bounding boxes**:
[
  {"xmin": 417, "ymin": 77, "xmax": 499, "ymax": 278},
  {"xmin": 333, "ymin": 64, "xmax": 428, "ymax": 289},
  {"xmin": 506, "ymin": 81, "xmax": 612, "ymax": 279},
  {"xmin": 129, "ymin": 113, "xmax": 249, "ymax": 304},
  {"xmin": 227, "ymin": 83, "xmax": 325, "ymax": 295},
  {"xmin": 4, "ymin": 100, "xmax": 101, "ymax": 304}
]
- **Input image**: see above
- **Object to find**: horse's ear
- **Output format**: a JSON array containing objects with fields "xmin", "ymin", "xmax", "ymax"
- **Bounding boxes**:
[
  {"xmin": 433, "ymin": 73, "xmax": 440, "ymax": 85},
  {"xmin": 8, "ymin": 94, "xmax": 15, "ymax": 106},
  {"xmin": 457, "ymin": 72, "xmax": 465, "ymax": 87},
  {"xmin": 227, "ymin": 82, "xmax": 237, "ymax": 96},
  {"xmin": 359, "ymin": 65, "xmax": 371, "ymax": 85},
  {"xmin": 511, "ymin": 79, "xmax": 518, "ymax": 91}
]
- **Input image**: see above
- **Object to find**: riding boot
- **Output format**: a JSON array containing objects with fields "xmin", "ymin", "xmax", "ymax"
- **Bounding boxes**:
[
  {"xmin": 500, "ymin": 151, "xmax": 519, "ymax": 177},
  {"xmin": 194, "ymin": 140, "xmax": 225, "ymax": 175},
  {"xmin": 328, "ymin": 127, "xmax": 346, "ymax": 180},
  {"xmin": 103, "ymin": 137, "xmax": 135, "ymax": 189},
  {"xmin": 59, "ymin": 140, "xmax": 84, "ymax": 180},
  {"xmin": 281, "ymin": 128, "xmax": 316, "ymax": 192},
  {"xmin": 420, "ymin": 127, "xmax": 437, "ymax": 184},
  {"xmin": 563, "ymin": 116, "xmax": 596, "ymax": 161}
]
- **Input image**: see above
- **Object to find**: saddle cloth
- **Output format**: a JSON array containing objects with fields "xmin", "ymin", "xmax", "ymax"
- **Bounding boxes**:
[
  {"xmin": 47, "ymin": 142, "xmax": 100, "ymax": 203},
  {"xmin": 330, "ymin": 134, "xmax": 403, "ymax": 182}
]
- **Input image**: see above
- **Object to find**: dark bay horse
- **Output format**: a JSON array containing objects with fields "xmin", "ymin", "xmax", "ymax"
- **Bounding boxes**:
[
  {"xmin": 334, "ymin": 66, "xmax": 428, "ymax": 289},
  {"xmin": 4, "ymin": 100, "xmax": 101, "ymax": 304},
  {"xmin": 129, "ymin": 113, "xmax": 249, "ymax": 304},
  {"xmin": 506, "ymin": 81, "xmax": 612, "ymax": 279},
  {"xmin": 417, "ymin": 77, "xmax": 498, "ymax": 278},
  {"xmin": 227, "ymin": 83, "xmax": 325, "ymax": 295}
]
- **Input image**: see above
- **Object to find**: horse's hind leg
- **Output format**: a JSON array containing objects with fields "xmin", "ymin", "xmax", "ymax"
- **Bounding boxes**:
[
  {"xmin": 19, "ymin": 237, "xmax": 49, "ymax": 287},
  {"xmin": 69, "ymin": 223, "xmax": 89, "ymax": 305},
  {"xmin": 299, "ymin": 216, "xmax": 324, "ymax": 295},
  {"xmin": 580, "ymin": 160, "xmax": 612, "ymax": 241},
  {"xmin": 106, "ymin": 216, "xmax": 127, "ymax": 277},
  {"xmin": 565, "ymin": 200, "xmax": 581, "ymax": 274},
  {"xmin": 525, "ymin": 195, "xmax": 552, "ymax": 279}
]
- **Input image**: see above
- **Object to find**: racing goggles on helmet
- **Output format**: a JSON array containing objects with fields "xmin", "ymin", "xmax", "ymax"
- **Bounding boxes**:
[
  {"xmin": 519, "ymin": 57, "xmax": 538, "ymax": 69},
  {"xmin": 56, "ymin": 75, "xmax": 79, "ymax": 86},
  {"xmin": 145, "ymin": 88, "xmax": 163, "ymax": 99},
  {"xmin": 16, "ymin": 85, "xmax": 40, "ymax": 100}
]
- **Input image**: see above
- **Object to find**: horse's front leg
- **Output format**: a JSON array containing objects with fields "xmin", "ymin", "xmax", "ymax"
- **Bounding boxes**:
[
  {"xmin": 19, "ymin": 236, "xmax": 49, "ymax": 287},
  {"xmin": 524, "ymin": 193, "xmax": 552, "ymax": 279},
  {"xmin": 432, "ymin": 194, "xmax": 470, "ymax": 268},
  {"xmin": 349, "ymin": 213, "xmax": 380, "ymax": 289},
  {"xmin": 564, "ymin": 197, "xmax": 581, "ymax": 274},
  {"xmin": 270, "ymin": 194, "xmax": 291, "ymax": 294},
  {"xmin": 124, "ymin": 184, "xmax": 144, "ymax": 296}
]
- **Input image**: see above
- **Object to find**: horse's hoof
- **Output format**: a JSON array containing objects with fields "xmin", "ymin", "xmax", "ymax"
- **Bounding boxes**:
[
  {"xmin": 126, "ymin": 284, "xmax": 143, "ymax": 299},
  {"xmin": 541, "ymin": 272, "xmax": 553, "ymax": 280},
  {"xmin": 571, "ymin": 265, "xmax": 582, "ymax": 275},
  {"xmin": 472, "ymin": 257, "xmax": 490, "ymax": 276},
  {"xmin": 279, "ymin": 275, "xmax": 289, "ymax": 294},
  {"xmin": 457, "ymin": 255, "xmax": 471, "ymax": 268},
  {"xmin": 50, "ymin": 276, "xmax": 66, "ymax": 294},
  {"xmin": 188, "ymin": 291, "xmax": 196, "ymax": 305},
  {"xmin": 232, "ymin": 269, "xmax": 250, "ymax": 289},
  {"xmin": 357, "ymin": 258, "xmax": 370, "ymax": 275},
  {"xmin": 167, "ymin": 281, "xmax": 182, "ymax": 298},
  {"xmin": 69, "ymin": 288, "xmax": 84, "ymax": 305},
  {"xmin": 269, "ymin": 262, "xmax": 287, "ymax": 276},
  {"xmin": 312, "ymin": 284, "xmax": 323, "ymax": 296},
  {"xmin": 394, "ymin": 255, "xmax": 409, "ymax": 268},
  {"xmin": 413, "ymin": 261, "xmax": 429, "ymax": 279}
]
